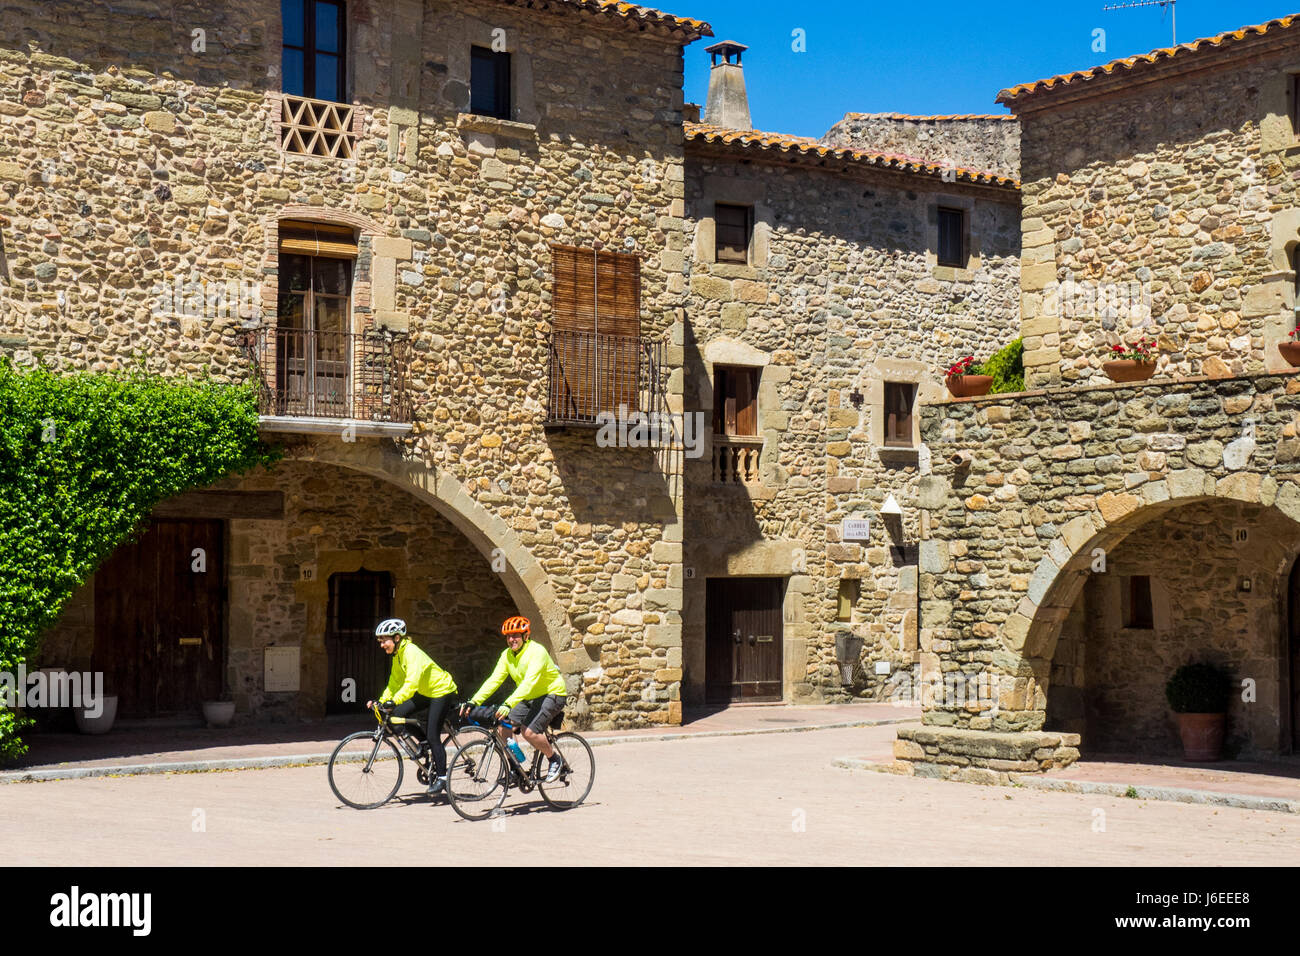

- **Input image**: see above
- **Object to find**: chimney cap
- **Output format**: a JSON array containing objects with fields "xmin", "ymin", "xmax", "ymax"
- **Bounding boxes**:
[{"xmin": 705, "ymin": 40, "xmax": 748, "ymax": 65}]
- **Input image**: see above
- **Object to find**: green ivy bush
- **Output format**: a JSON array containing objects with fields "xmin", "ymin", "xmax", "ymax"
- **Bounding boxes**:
[
  {"xmin": 979, "ymin": 338, "xmax": 1025, "ymax": 394},
  {"xmin": 0, "ymin": 361, "xmax": 278, "ymax": 761}
]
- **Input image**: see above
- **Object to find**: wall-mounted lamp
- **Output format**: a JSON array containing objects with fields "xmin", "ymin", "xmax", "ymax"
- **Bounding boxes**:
[
  {"xmin": 879, "ymin": 492, "xmax": 904, "ymax": 542},
  {"xmin": 849, "ymin": 388, "xmax": 864, "ymax": 409}
]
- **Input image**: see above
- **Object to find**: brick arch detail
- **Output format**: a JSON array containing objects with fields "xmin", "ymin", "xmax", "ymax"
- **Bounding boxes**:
[{"xmin": 278, "ymin": 441, "xmax": 573, "ymax": 668}]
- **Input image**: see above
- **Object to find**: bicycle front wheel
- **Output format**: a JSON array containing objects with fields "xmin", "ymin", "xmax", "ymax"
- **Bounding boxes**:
[
  {"xmin": 328, "ymin": 732, "xmax": 404, "ymax": 809},
  {"xmin": 538, "ymin": 732, "xmax": 595, "ymax": 810},
  {"xmin": 446, "ymin": 737, "xmax": 509, "ymax": 822}
]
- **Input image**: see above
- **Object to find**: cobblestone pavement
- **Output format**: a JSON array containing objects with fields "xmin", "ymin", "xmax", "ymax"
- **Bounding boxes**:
[{"xmin": 1, "ymin": 726, "xmax": 1293, "ymax": 866}]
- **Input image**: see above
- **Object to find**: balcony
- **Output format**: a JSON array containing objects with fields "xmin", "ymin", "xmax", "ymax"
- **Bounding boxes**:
[
  {"xmin": 712, "ymin": 435, "xmax": 763, "ymax": 484},
  {"xmin": 279, "ymin": 94, "xmax": 357, "ymax": 159},
  {"xmin": 545, "ymin": 329, "xmax": 667, "ymax": 428},
  {"xmin": 240, "ymin": 327, "xmax": 411, "ymax": 435}
]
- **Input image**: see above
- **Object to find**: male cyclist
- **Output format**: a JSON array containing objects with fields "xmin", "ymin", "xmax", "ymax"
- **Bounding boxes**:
[
  {"xmin": 367, "ymin": 618, "xmax": 457, "ymax": 796},
  {"xmin": 462, "ymin": 616, "xmax": 568, "ymax": 782}
]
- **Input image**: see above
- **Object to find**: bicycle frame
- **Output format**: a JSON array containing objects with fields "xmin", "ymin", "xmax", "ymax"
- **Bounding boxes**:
[{"xmin": 462, "ymin": 717, "xmax": 561, "ymax": 793}]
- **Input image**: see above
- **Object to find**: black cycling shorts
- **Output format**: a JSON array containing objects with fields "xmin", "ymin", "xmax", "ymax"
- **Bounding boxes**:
[{"xmin": 508, "ymin": 694, "xmax": 566, "ymax": 734}]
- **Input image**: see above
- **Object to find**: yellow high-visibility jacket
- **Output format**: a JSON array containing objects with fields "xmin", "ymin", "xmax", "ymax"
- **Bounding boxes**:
[
  {"xmin": 470, "ymin": 640, "xmax": 566, "ymax": 708},
  {"xmin": 379, "ymin": 638, "xmax": 457, "ymax": 705}
]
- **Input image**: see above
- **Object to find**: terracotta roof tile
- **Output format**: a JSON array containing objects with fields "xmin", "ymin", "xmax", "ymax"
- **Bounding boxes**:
[
  {"xmin": 998, "ymin": 13, "xmax": 1300, "ymax": 105},
  {"xmin": 685, "ymin": 122, "xmax": 1019, "ymax": 189},
  {"xmin": 497, "ymin": 0, "xmax": 712, "ymax": 38}
]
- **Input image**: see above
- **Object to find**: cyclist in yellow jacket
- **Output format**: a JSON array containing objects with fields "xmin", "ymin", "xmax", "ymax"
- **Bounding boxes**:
[
  {"xmin": 462, "ymin": 615, "xmax": 568, "ymax": 782},
  {"xmin": 367, "ymin": 618, "xmax": 457, "ymax": 795}
]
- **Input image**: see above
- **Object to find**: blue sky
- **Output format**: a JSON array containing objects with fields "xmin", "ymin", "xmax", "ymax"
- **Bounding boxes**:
[{"xmin": 679, "ymin": 1, "xmax": 1300, "ymax": 138}]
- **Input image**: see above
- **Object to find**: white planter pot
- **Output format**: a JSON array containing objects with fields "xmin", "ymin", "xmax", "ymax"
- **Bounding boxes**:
[
  {"xmin": 74, "ymin": 695, "xmax": 118, "ymax": 735},
  {"xmin": 202, "ymin": 701, "xmax": 236, "ymax": 728}
]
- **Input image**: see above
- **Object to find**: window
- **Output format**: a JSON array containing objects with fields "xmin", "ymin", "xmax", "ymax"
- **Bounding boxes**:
[
  {"xmin": 1124, "ymin": 575, "xmax": 1154, "ymax": 629},
  {"xmin": 548, "ymin": 245, "xmax": 641, "ymax": 422},
  {"xmin": 471, "ymin": 46, "xmax": 511, "ymax": 120},
  {"xmin": 276, "ymin": 221, "xmax": 356, "ymax": 416},
  {"xmin": 1292, "ymin": 74, "xmax": 1300, "ymax": 140},
  {"xmin": 883, "ymin": 382, "xmax": 916, "ymax": 448},
  {"xmin": 715, "ymin": 203, "xmax": 753, "ymax": 264},
  {"xmin": 937, "ymin": 207, "xmax": 966, "ymax": 268},
  {"xmin": 713, "ymin": 366, "xmax": 759, "ymax": 437},
  {"xmin": 836, "ymin": 579, "xmax": 858, "ymax": 623},
  {"xmin": 282, "ymin": 0, "xmax": 346, "ymax": 102}
]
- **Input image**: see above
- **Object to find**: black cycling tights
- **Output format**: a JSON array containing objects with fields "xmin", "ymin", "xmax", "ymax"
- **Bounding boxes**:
[{"xmin": 391, "ymin": 693, "xmax": 455, "ymax": 775}]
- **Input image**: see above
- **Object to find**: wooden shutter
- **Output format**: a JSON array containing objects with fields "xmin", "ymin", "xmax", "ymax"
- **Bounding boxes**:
[
  {"xmin": 715, "ymin": 204, "xmax": 751, "ymax": 263},
  {"xmin": 713, "ymin": 366, "xmax": 758, "ymax": 437},
  {"xmin": 937, "ymin": 208, "xmax": 965, "ymax": 267},
  {"xmin": 279, "ymin": 220, "xmax": 358, "ymax": 258},
  {"xmin": 550, "ymin": 245, "xmax": 642, "ymax": 420}
]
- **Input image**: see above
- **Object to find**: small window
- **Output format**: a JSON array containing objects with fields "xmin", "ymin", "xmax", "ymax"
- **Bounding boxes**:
[
  {"xmin": 282, "ymin": 0, "xmax": 346, "ymax": 102},
  {"xmin": 836, "ymin": 579, "xmax": 858, "ymax": 623},
  {"xmin": 1125, "ymin": 575, "xmax": 1154, "ymax": 629},
  {"xmin": 713, "ymin": 366, "xmax": 759, "ymax": 437},
  {"xmin": 883, "ymin": 382, "xmax": 916, "ymax": 448},
  {"xmin": 1292, "ymin": 74, "xmax": 1300, "ymax": 140},
  {"xmin": 470, "ymin": 46, "xmax": 511, "ymax": 120},
  {"xmin": 937, "ymin": 207, "xmax": 966, "ymax": 268},
  {"xmin": 715, "ymin": 203, "xmax": 753, "ymax": 264}
]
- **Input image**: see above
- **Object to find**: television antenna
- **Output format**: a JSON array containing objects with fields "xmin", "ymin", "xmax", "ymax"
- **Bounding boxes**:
[{"xmin": 1103, "ymin": 0, "xmax": 1177, "ymax": 46}]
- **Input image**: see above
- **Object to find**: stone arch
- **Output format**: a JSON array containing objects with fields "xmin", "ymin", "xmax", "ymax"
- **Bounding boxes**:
[
  {"xmin": 279, "ymin": 440, "xmax": 572, "ymax": 659},
  {"xmin": 1002, "ymin": 474, "xmax": 1300, "ymax": 728}
]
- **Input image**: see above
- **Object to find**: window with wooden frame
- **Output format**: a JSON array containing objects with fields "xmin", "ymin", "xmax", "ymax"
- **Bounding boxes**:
[
  {"xmin": 937, "ymin": 207, "xmax": 966, "ymax": 268},
  {"xmin": 714, "ymin": 203, "xmax": 753, "ymax": 264},
  {"xmin": 713, "ymin": 366, "xmax": 759, "ymax": 437},
  {"xmin": 1291, "ymin": 74, "xmax": 1300, "ymax": 140},
  {"xmin": 275, "ymin": 221, "xmax": 357, "ymax": 417},
  {"xmin": 1124, "ymin": 575, "xmax": 1154, "ymax": 629},
  {"xmin": 548, "ymin": 245, "xmax": 642, "ymax": 422},
  {"xmin": 883, "ymin": 381, "xmax": 916, "ymax": 448},
  {"xmin": 282, "ymin": 0, "xmax": 346, "ymax": 102},
  {"xmin": 470, "ymin": 46, "xmax": 512, "ymax": 120}
]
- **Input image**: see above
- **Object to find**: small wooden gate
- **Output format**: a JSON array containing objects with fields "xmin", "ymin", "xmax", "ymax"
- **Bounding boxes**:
[
  {"xmin": 93, "ymin": 519, "xmax": 225, "ymax": 717},
  {"xmin": 325, "ymin": 570, "xmax": 393, "ymax": 714},
  {"xmin": 705, "ymin": 577, "xmax": 784, "ymax": 704}
]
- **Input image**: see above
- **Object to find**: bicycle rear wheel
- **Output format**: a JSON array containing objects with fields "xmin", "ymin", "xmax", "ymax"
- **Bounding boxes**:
[
  {"xmin": 538, "ymin": 732, "xmax": 595, "ymax": 810},
  {"xmin": 328, "ymin": 732, "xmax": 403, "ymax": 809},
  {"xmin": 446, "ymin": 737, "xmax": 509, "ymax": 821}
]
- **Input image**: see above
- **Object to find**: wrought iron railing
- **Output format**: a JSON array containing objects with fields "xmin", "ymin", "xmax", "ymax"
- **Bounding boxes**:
[
  {"xmin": 279, "ymin": 94, "xmax": 358, "ymax": 159},
  {"xmin": 712, "ymin": 435, "xmax": 763, "ymax": 484},
  {"xmin": 240, "ymin": 327, "xmax": 410, "ymax": 422},
  {"xmin": 545, "ymin": 329, "xmax": 667, "ymax": 427}
]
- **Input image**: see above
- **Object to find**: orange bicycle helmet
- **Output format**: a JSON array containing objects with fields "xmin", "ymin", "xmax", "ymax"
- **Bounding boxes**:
[{"xmin": 501, "ymin": 615, "xmax": 531, "ymax": 636}]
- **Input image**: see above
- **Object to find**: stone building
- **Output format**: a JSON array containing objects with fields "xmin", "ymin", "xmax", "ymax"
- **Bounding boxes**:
[
  {"xmin": 897, "ymin": 14, "xmax": 1300, "ymax": 778},
  {"xmin": 679, "ymin": 48, "xmax": 1021, "ymax": 706},
  {"xmin": 3, "ymin": 0, "xmax": 709, "ymax": 728}
]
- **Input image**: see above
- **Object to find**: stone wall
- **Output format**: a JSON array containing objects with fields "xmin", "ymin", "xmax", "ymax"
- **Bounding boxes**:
[
  {"xmin": 3, "ymin": 0, "xmax": 699, "ymax": 727},
  {"xmin": 822, "ymin": 113, "xmax": 1020, "ymax": 180},
  {"xmin": 1014, "ymin": 43, "xmax": 1300, "ymax": 387},
  {"xmin": 682, "ymin": 148, "xmax": 1021, "ymax": 703},
  {"xmin": 917, "ymin": 372, "xmax": 1300, "ymax": 756}
]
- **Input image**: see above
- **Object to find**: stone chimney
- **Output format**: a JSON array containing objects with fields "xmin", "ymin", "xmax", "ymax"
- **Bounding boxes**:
[{"xmin": 703, "ymin": 41, "xmax": 751, "ymax": 130}]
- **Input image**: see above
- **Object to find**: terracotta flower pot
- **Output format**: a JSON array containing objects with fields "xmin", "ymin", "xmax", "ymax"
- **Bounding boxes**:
[
  {"xmin": 202, "ymin": 700, "xmax": 236, "ymax": 728},
  {"xmin": 1278, "ymin": 341, "xmax": 1300, "ymax": 368},
  {"xmin": 946, "ymin": 374, "xmax": 993, "ymax": 398},
  {"xmin": 1176, "ymin": 712, "xmax": 1225, "ymax": 762},
  {"xmin": 1101, "ymin": 359, "xmax": 1157, "ymax": 383}
]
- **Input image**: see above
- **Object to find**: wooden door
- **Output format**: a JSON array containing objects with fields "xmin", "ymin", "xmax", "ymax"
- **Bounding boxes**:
[
  {"xmin": 94, "ymin": 519, "xmax": 225, "ymax": 717},
  {"xmin": 706, "ymin": 577, "xmax": 784, "ymax": 704},
  {"xmin": 325, "ymin": 570, "xmax": 392, "ymax": 714}
]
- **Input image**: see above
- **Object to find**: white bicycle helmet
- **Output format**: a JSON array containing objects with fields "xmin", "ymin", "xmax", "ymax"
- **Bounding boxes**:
[{"xmin": 374, "ymin": 618, "xmax": 407, "ymax": 638}]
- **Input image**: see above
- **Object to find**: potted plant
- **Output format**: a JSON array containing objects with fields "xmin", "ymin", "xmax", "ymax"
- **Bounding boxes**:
[
  {"xmin": 1278, "ymin": 328, "xmax": 1300, "ymax": 368},
  {"xmin": 1102, "ymin": 336, "xmax": 1158, "ymax": 383},
  {"xmin": 944, "ymin": 355, "xmax": 993, "ymax": 398},
  {"xmin": 202, "ymin": 691, "xmax": 236, "ymax": 729},
  {"xmin": 1164, "ymin": 662, "xmax": 1230, "ymax": 761}
]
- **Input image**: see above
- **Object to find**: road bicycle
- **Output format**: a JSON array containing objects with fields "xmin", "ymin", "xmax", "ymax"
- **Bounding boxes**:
[
  {"xmin": 445, "ymin": 711, "xmax": 595, "ymax": 821},
  {"xmin": 327, "ymin": 702, "xmax": 491, "ymax": 809}
]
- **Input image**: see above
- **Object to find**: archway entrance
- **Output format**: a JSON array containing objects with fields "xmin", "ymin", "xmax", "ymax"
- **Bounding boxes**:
[{"xmin": 1037, "ymin": 497, "xmax": 1300, "ymax": 759}]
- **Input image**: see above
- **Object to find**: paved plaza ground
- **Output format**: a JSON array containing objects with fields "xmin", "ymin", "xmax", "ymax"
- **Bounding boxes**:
[{"xmin": 2, "ymin": 723, "xmax": 1295, "ymax": 866}]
